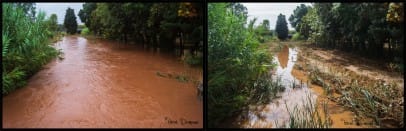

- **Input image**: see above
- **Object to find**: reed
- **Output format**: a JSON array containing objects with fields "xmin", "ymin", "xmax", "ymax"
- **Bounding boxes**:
[
  {"xmin": 3, "ymin": 4, "xmax": 59, "ymax": 95},
  {"xmin": 276, "ymin": 92, "xmax": 330, "ymax": 128}
]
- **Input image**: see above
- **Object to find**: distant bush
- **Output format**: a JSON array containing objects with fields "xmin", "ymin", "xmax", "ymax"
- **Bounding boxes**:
[
  {"xmin": 81, "ymin": 27, "xmax": 90, "ymax": 36},
  {"xmin": 292, "ymin": 32, "xmax": 305, "ymax": 41},
  {"xmin": 185, "ymin": 53, "xmax": 202, "ymax": 67}
]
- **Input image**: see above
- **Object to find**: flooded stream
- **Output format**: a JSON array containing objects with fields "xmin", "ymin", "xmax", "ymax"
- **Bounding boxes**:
[
  {"xmin": 2, "ymin": 36, "xmax": 203, "ymax": 128},
  {"xmin": 238, "ymin": 45, "xmax": 318, "ymax": 128},
  {"xmin": 236, "ymin": 45, "xmax": 372, "ymax": 128}
]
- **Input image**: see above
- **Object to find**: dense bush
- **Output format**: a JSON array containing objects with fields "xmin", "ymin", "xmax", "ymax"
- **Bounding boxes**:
[
  {"xmin": 291, "ymin": 32, "xmax": 305, "ymax": 41},
  {"xmin": 301, "ymin": 3, "xmax": 403, "ymax": 66},
  {"xmin": 81, "ymin": 27, "xmax": 90, "ymax": 36},
  {"xmin": 2, "ymin": 3, "xmax": 58, "ymax": 95},
  {"xmin": 208, "ymin": 3, "xmax": 279, "ymax": 127}
]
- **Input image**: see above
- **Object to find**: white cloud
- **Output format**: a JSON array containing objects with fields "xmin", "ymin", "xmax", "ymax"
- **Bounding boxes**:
[{"xmin": 36, "ymin": 3, "xmax": 84, "ymax": 25}]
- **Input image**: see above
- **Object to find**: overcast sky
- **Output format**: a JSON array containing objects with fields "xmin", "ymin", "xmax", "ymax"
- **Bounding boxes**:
[
  {"xmin": 36, "ymin": 3, "xmax": 84, "ymax": 25},
  {"xmin": 242, "ymin": 3, "xmax": 313, "ymax": 31}
]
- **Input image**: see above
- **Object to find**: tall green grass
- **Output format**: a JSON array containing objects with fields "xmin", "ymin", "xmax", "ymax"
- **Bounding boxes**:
[
  {"xmin": 2, "ymin": 4, "xmax": 59, "ymax": 95},
  {"xmin": 275, "ymin": 93, "xmax": 330, "ymax": 128},
  {"xmin": 208, "ymin": 3, "xmax": 282, "ymax": 127}
]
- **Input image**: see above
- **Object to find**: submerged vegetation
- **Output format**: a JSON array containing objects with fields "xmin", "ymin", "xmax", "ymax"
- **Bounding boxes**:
[
  {"xmin": 296, "ymin": 49, "xmax": 403, "ymax": 127},
  {"xmin": 2, "ymin": 3, "xmax": 60, "ymax": 95},
  {"xmin": 289, "ymin": 2, "xmax": 404, "ymax": 128},
  {"xmin": 276, "ymin": 93, "xmax": 330, "ymax": 128},
  {"xmin": 78, "ymin": 2, "xmax": 203, "ymax": 62}
]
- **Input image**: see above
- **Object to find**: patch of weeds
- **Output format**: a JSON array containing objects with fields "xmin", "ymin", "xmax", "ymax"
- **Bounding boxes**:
[
  {"xmin": 156, "ymin": 71, "xmax": 167, "ymax": 77},
  {"xmin": 175, "ymin": 75, "xmax": 189, "ymax": 83},
  {"xmin": 277, "ymin": 92, "xmax": 330, "ymax": 128}
]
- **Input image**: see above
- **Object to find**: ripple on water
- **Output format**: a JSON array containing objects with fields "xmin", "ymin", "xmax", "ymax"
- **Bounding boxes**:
[{"xmin": 2, "ymin": 36, "xmax": 202, "ymax": 128}]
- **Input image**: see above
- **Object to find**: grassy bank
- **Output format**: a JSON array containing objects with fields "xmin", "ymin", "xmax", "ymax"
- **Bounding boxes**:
[
  {"xmin": 295, "ymin": 45, "xmax": 404, "ymax": 128},
  {"xmin": 2, "ymin": 4, "xmax": 60, "ymax": 95}
]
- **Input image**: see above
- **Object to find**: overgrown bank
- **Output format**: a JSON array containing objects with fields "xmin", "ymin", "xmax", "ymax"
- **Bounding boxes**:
[
  {"xmin": 2, "ymin": 4, "xmax": 61, "ymax": 95},
  {"xmin": 294, "ymin": 43, "xmax": 404, "ymax": 128},
  {"xmin": 208, "ymin": 3, "xmax": 286, "ymax": 127},
  {"xmin": 78, "ymin": 3, "xmax": 203, "ymax": 66}
]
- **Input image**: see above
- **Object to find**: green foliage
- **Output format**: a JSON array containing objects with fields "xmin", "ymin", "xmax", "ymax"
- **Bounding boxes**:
[
  {"xmin": 63, "ymin": 7, "xmax": 78, "ymax": 34},
  {"xmin": 303, "ymin": 3, "xmax": 404, "ymax": 67},
  {"xmin": 208, "ymin": 3, "xmax": 279, "ymax": 127},
  {"xmin": 47, "ymin": 14, "xmax": 58, "ymax": 33},
  {"xmin": 275, "ymin": 13, "xmax": 289, "ymax": 40},
  {"xmin": 83, "ymin": 3, "xmax": 202, "ymax": 60},
  {"xmin": 291, "ymin": 32, "xmax": 305, "ymax": 41},
  {"xmin": 78, "ymin": 3, "xmax": 97, "ymax": 28},
  {"xmin": 253, "ymin": 19, "xmax": 272, "ymax": 43},
  {"xmin": 2, "ymin": 3, "xmax": 58, "ymax": 95},
  {"xmin": 185, "ymin": 53, "xmax": 203, "ymax": 67},
  {"xmin": 81, "ymin": 27, "xmax": 90, "ymax": 36},
  {"xmin": 289, "ymin": 4, "xmax": 309, "ymax": 32},
  {"xmin": 280, "ymin": 93, "xmax": 330, "ymax": 128}
]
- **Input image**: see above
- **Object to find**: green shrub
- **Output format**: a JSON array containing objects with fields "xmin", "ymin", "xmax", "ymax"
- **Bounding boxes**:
[
  {"xmin": 81, "ymin": 27, "xmax": 90, "ymax": 36},
  {"xmin": 2, "ymin": 4, "xmax": 58, "ymax": 95},
  {"xmin": 185, "ymin": 53, "xmax": 203, "ymax": 67},
  {"xmin": 208, "ymin": 3, "xmax": 280, "ymax": 127},
  {"xmin": 292, "ymin": 32, "xmax": 305, "ymax": 41}
]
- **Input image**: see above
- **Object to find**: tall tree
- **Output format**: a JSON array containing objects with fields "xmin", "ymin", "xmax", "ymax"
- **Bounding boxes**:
[
  {"xmin": 275, "ymin": 13, "xmax": 289, "ymax": 40},
  {"xmin": 288, "ymin": 4, "xmax": 309, "ymax": 32},
  {"xmin": 78, "ymin": 3, "xmax": 97, "ymax": 28},
  {"xmin": 47, "ymin": 14, "xmax": 58, "ymax": 32},
  {"xmin": 63, "ymin": 8, "xmax": 78, "ymax": 34},
  {"xmin": 13, "ymin": 3, "xmax": 36, "ymax": 20}
]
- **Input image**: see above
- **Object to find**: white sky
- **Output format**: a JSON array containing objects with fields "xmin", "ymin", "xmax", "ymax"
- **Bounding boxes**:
[
  {"xmin": 242, "ymin": 3, "xmax": 313, "ymax": 31},
  {"xmin": 36, "ymin": 3, "xmax": 84, "ymax": 25}
]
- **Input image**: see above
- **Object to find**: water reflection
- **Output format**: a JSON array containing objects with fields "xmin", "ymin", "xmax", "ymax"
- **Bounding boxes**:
[{"xmin": 240, "ymin": 45, "xmax": 317, "ymax": 128}]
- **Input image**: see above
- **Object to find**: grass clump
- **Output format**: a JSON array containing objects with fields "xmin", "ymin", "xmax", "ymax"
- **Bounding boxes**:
[
  {"xmin": 297, "ymin": 52, "xmax": 404, "ymax": 127},
  {"xmin": 276, "ymin": 93, "xmax": 331, "ymax": 128}
]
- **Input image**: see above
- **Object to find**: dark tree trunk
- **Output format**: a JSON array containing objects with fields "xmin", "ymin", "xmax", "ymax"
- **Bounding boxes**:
[{"xmin": 180, "ymin": 32, "xmax": 184, "ymax": 57}]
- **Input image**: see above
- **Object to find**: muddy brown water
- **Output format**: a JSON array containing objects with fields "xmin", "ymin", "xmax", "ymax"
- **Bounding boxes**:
[
  {"xmin": 2, "ymin": 36, "xmax": 203, "ymax": 128},
  {"xmin": 235, "ymin": 45, "xmax": 372, "ymax": 128}
]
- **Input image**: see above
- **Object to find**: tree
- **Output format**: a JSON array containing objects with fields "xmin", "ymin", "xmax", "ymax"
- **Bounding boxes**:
[
  {"xmin": 262, "ymin": 19, "xmax": 270, "ymax": 31},
  {"xmin": 275, "ymin": 13, "xmax": 289, "ymax": 40},
  {"xmin": 12, "ymin": 3, "xmax": 36, "ymax": 20},
  {"xmin": 289, "ymin": 4, "xmax": 309, "ymax": 32},
  {"xmin": 78, "ymin": 3, "xmax": 96, "ymax": 28},
  {"xmin": 63, "ymin": 8, "xmax": 78, "ymax": 34},
  {"xmin": 47, "ymin": 14, "xmax": 58, "ymax": 32}
]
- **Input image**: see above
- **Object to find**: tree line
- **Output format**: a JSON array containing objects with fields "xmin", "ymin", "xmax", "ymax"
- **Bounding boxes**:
[
  {"xmin": 290, "ymin": 3, "xmax": 404, "ymax": 70},
  {"xmin": 78, "ymin": 3, "xmax": 203, "ymax": 58}
]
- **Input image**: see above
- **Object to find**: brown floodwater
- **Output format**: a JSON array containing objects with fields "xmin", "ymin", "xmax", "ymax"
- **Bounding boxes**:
[
  {"xmin": 2, "ymin": 36, "xmax": 203, "ymax": 128},
  {"xmin": 236, "ymin": 45, "xmax": 372, "ymax": 128}
]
